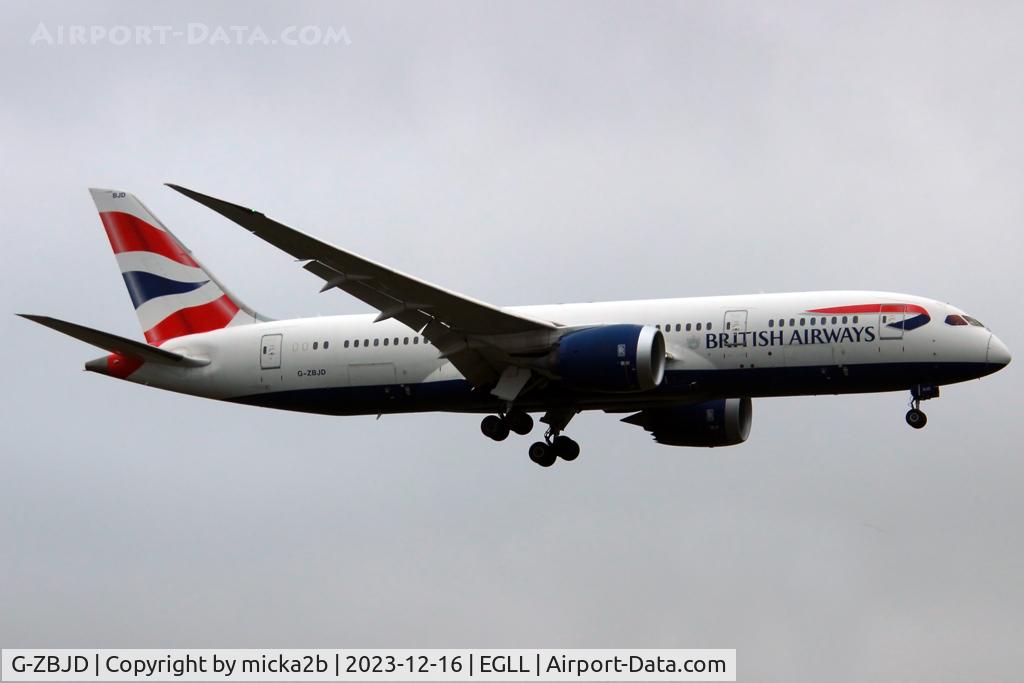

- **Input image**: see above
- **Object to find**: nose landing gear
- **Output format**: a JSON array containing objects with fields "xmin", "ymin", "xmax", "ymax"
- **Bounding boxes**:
[{"xmin": 905, "ymin": 384, "xmax": 940, "ymax": 430}]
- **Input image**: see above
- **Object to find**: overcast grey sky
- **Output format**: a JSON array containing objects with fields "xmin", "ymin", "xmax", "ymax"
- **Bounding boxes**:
[{"xmin": 1, "ymin": 2, "xmax": 1021, "ymax": 681}]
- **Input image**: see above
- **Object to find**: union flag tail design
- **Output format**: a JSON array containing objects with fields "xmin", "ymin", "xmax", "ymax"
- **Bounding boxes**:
[{"xmin": 89, "ymin": 188, "xmax": 266, "ymax": 345}]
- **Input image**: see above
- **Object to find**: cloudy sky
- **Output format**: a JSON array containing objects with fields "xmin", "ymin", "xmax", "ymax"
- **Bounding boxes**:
[{"xmin": 1, "ymin": 2, "xmax": 1021, "ymax": 681}]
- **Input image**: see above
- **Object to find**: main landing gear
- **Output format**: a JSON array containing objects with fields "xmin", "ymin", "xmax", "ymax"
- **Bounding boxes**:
[
  {"xmin": 905, "ymin": 384, "xmax": 940, "ymax": 430},
  {"xmin": 528, "ymin": 434, "xmax": 580, "ymax": 468},
  {"xmin": 480, "ymin": 407, "xmax": 582, "ymax": 467},
  {"xmin": 480, "ymin": 410, "xmax": 534, "ymax": 441}
]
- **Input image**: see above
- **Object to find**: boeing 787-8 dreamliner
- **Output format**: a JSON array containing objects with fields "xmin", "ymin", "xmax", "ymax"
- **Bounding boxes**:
[{"xmin": 20, "ymin": 186, "xmax": 1012, "ymax": 467}]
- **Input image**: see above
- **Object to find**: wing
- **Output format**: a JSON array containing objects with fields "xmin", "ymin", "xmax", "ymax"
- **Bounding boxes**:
[{"xmin": 166, "ymin": 184, "xmax": 561, "ymax": 389}]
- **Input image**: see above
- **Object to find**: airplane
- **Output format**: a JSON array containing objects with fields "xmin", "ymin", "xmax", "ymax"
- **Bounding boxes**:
[{"xmin": 19, "ymin": 186, "xmax": 1011, "ymax": 467}]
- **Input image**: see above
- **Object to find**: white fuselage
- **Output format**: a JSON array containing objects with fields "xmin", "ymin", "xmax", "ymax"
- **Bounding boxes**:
[{"xmin": 110, "ymin": 290, "xmax": 1009, "ymax": 417}]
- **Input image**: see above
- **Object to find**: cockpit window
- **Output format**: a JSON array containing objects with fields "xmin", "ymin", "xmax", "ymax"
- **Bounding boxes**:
[{"xmin": 946, "ymin": 314, "xmax": 986, "ymax": 328}]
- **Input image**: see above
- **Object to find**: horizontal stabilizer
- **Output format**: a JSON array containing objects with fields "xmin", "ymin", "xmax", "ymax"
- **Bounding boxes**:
[{"xmin": 17, "ymin": 314, "xmax": 209, "ymax": 367}]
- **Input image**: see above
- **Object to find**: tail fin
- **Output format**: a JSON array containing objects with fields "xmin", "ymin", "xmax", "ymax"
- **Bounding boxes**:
[{"xmin": 89, "ymin": 188, "xmax": 266, "ymax": 345}]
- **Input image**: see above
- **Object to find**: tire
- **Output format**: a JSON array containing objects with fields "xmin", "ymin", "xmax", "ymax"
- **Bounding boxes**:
[
  {"xmin": 507, "ymin": 410, "xmax": 534, "ymax": 436},
  {"xmin": 492, "ymin": 420, "xmax": 510, "ymax": 441},
  {"xmin": 552, "ymin": 435, "xmax": 580, "ymax": 461},
  {"xmin": 481, "ymin": 414, "xmax": 509, "ymax": 440},
  {"xmin": 528, "ymin": 441, "xmax": 555, "ymax": 467},
  {"xmin": 905, "ymin": 409, "xmax": 927, "ymax": 429}
]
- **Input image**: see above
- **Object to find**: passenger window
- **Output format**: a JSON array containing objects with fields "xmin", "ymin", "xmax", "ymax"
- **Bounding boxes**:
[
  {"xmin": 313, "ymin": 342, "xmax": 318, "ymax": 350},
  {"xmin": 852, "ymin": 316, "xmax": 859, "ymax": 323},
  {"xmin": 383, "ymin": 338, "xmax": 389, "ymax": 346},
  {"xmin": 374, "ymin": 339, "xmax": 380, "ymax": 346},
  {"xmin": 262, "ymin": 346, "xmax": 267, "ymax": 354},
  {"xmin": 707, "ymin": 322, "xmax": 713, "ymax": 330},
  {"xmin": 831, "ymin": 317, "xmax": 837, "ymax": 325},
  {"xmin": 769, "ymin": 319, "xmax": 774, "ymax": 328},
  {"xmin": 364, "ymin": 339, "xmax": 369, "ymax": 346},
  {"xmin": 344, "ymin": 340, "xmax": 350, "ymax": 348},
  {"xmin": 685, "ymin": 323, "xmax": 692, "ymax": 331},
  {"xmin": 354, "ymin": 340, "xmax": 359, "ymax": 348},
  {"xmin": 675, "ymin": 324, "xmax": 681, "ymax": 332},
  {"xmin": 779, "ymin": 319, "xmax": 785, "ymax": 327},
  {"xmin": 414, "ymin": 337, "xmax": 419, "ymax": 344},
  {"xmin": 324, "ymin": 341, "xmax": 329, "ymax": 349},
  {"xmin": 810, "ymin": 318, "xmax": 816, "ymax": 326},
  {"xmin": 394, "ymin": 337, "xmax": 399, "ymax": 345},
  {"xmin": 789, "ymin": 318, "xmax": 795, "ymax": 326},
  {"xmin": 821, "ymin": 317, "xmax": 827, "ymax": 325},
  {"xmin": 726, "ymin": 322, "xmax": 731, "ymax": 330},
  {"xmin": 799, "ymin": 318, "xmax": 805, "ymax": 326},
  {"xmin": 842, "ymin": 316, "xmax": 848, "ymax": 324},
  {"xmin": 696, "ymin": 323, "xmax": 702, "ymax": 331},
  {"xmin": 404, "ymin": 337, "xmax": 409, "ymax": 345}
]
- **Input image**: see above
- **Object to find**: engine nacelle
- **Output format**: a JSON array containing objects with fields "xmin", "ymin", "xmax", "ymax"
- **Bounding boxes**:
[
  {"xmin": 622, "ymin": 397, "xmax": 753, "ymax": 447},
  {"xmin": 556, "ymin": 324, "xmax": 665, "ymax": 392}
]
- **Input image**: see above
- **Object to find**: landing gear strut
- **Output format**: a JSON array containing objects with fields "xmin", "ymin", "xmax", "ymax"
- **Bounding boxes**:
[
  {"xmin": 905, "ymin": 384, "xmax": 939, "ymax": 430},
  {"xmin": 527, "ymin": 407, "xmax": 581, "ymax": 467},
  {"xmin": 481, "ymin": 406, "xmax": 582, "ymax": 467}
]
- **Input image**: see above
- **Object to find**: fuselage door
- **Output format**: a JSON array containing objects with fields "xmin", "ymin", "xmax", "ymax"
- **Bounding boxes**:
[
  {"xmin": 724, "ymin": 310, "xmax": 748, "ymax": 337},
  {"xmin": 722, "ymin": 310, "xmax": 749, "ymax": 360},
  {"xmin": 260, "ymin": 333, "xmax": 283, "ymax": 369},
  {"xmin": 879, "ymin": 306, "xmax": 906, "ymax": 340}
]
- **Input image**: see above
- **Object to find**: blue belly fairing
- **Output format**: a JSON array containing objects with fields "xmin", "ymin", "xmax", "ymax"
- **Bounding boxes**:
[{"xmin": 226, "ymin": 361, "xmax": 1002, "ymax": 417}]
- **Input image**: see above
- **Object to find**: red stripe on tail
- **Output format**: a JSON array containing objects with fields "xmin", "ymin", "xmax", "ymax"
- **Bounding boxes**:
[
  {"xmin": 99, "ymin": 211, "xmax": 199, "ymax": 267},
  {"xmin": 144, "ymin": 294, "xmax": 239, "ymax": 345}
]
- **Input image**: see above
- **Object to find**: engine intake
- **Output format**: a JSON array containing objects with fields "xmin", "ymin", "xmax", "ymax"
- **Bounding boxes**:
[
  {"xmin": 622, "ymin": 397, "xmax": 753, "ymax": 447},
  {"xmin": 556, "ymin": 324, "xmax": 665, "ymax": 392}
]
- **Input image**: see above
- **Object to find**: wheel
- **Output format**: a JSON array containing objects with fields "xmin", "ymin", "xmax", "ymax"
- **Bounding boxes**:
[
  {"xmin": 551, "ymin": 435, "xmax": 580, "ymax": 461},
  {"xmin": 507, "ymin": 410, "xmax": 534, "ymax": 436},
  {"xmin": 481, "ymin": 415, "xmax": 510, "ymax": 441},
  {"xmin": 528, "ymin": 441, "xmax": 556, "ymax": 467},
  {"xmin": 481, "ymin": 415, "xmax": 500, "ymax": 438},
  {"xmin": 905, "ymin": 408, "xmax": 927, "ymax": 429}
]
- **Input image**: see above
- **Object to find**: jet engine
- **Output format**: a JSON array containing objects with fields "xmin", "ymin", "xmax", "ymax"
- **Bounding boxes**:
[
  {"xmin": 622, "ymin": 397, "xmax": 753, "ymax": 447},
  {"xmin": 556, "ymin": 324, "xmax": 665, "ymax": 392}
]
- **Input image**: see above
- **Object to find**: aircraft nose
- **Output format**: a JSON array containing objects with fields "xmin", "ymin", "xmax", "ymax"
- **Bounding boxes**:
[{"xmin": 987, "ymin": 334, "xmax": 1012, "ymax": 369}]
